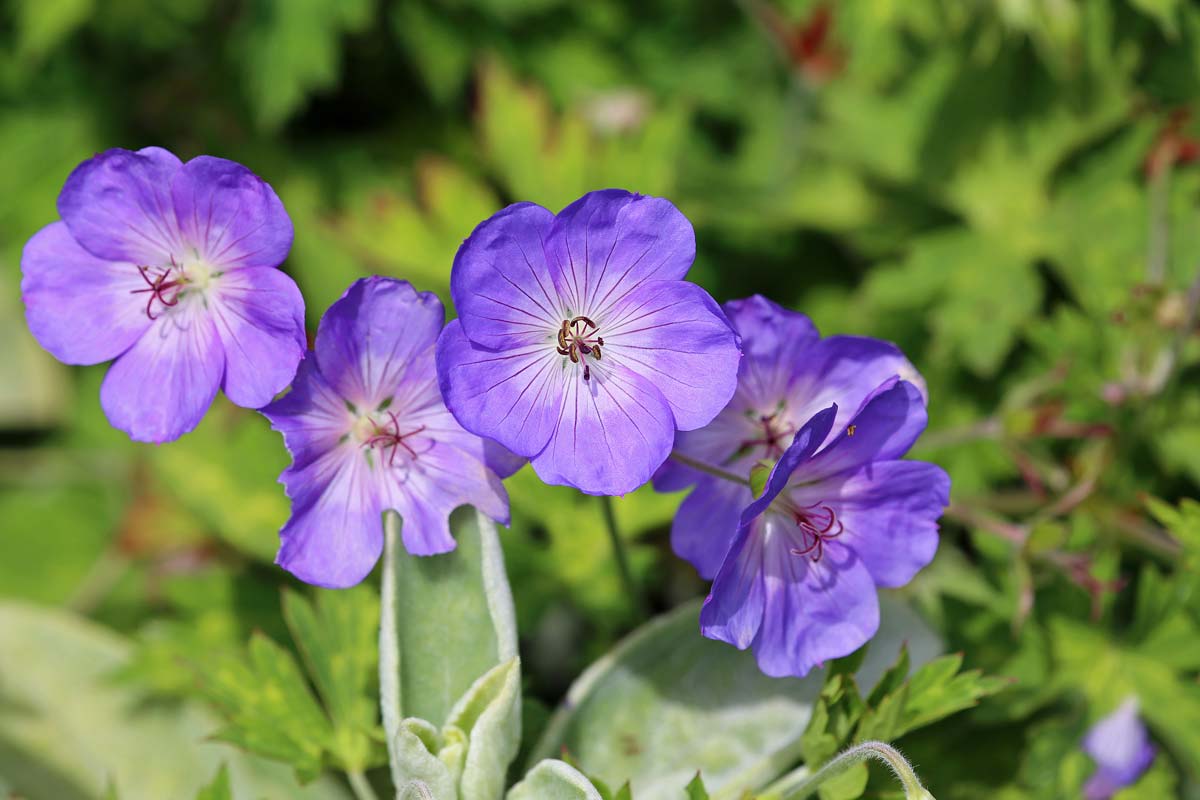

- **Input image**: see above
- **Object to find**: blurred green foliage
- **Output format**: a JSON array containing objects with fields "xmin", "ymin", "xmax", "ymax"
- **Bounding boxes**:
[{"xmin": 2, "ymin": 0, "xmax": 1200, "ymax": 797}]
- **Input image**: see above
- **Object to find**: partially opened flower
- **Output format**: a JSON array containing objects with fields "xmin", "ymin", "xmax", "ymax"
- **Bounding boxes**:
[
  {"xmin": 436, "ymin": 189, "xmax": 741, "ymax": 496},
  {"xmin": 699, "ymin": 379, "xmax": 949, "ymax": 677},
  {"xmin": 262, "ymin": 277, "xmax": 509, "ymax": 588},
  {"xmin": 1082, "ymin": 698, "xmax": 1156, "ymax": 799},
  {"xmin": 654, "ymin": 295, "xmax": 925, "ymax": 579},
  {"xmin": 21, "ymin": 146, "xmax": 305, "ymax": 442}
]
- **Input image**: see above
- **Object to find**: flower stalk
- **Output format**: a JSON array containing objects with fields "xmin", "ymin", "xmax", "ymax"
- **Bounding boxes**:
[{"xmin": 767, "ymin": 741, "xmax": 934, "ymax": 800}]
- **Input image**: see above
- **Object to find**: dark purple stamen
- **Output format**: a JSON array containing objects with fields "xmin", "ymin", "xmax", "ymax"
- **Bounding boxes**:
[
  {"xmin": 556, "ymin": 315, "xmax": 605, "ymax": 382},
  {"xmin": 741, "ymin": 411, "xmax": 796, "ymax": 459},
  {"xmin": 362, "ymin": 411, "xmax": 425, "ymax": 466},
  {"xmin": 788, "ymin": 503, "xmax": 844, "ymax": 563},
  {"xmin": 131, "ymin": 257, "xmax": 186, "ymax": 320}
]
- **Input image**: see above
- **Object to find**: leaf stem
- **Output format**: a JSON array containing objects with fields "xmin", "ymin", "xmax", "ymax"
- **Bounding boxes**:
[
  {"xmin": 599, "ymin": 495, "xmax": 643, "ymax": 613},
  {"xmin": 346, "ymin": 770, "xmax": 381, "ymax": 800},
  {"xmin": 379, "ymin": 512, "xmax": 403, "ymax": 785},
  {"xmin": 769, "ymin": 741, "xmax": 933, "ymax": 799},
  {"xmin": 668, "ymin": 451, "xmax": 752, "ymax": 487}
]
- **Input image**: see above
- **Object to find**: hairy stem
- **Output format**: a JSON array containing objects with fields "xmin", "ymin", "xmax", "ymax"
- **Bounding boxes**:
[
  {"xmin": 346, "ymin": 770, "xmax": 380, "ymax": 800},
  {"xmin": 379, "ymin": 513, "xmax": 403, "ymax": 783},
  {"xmin": 768, "ymin": 741, "xmax": 933, "ymax": 800}
]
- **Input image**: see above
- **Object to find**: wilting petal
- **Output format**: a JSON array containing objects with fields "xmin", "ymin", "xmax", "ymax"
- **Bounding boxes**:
[
  {"xmin": 530, "ymin": 361, "xmax": 674, "ymax": 495},
  {"xmin": 450, "ymin": 202, "xmax": 560, "ymax": 349},
  {"xmin": 741, "ymin": 406, "xmax": 838, "ymax": 523},
  {"xmin": 317, "ymin": 277, "xmax": 444, "ymax": 407},
  {"xmin": 751, "ymin": 529, "xmax": 880, "ymax": 678},
  {"xmin": 793, "ymin": 460, "xmax": 948, "ymax": 588},
  {"xmin": 790, "ymin": 335, "xmax": 926, "ymax": 442},
  {"xmin": 209, "ymin": 266, "xmax": 306, "ymax": 409},
  {"xmin": 171, "ymin": 156, "xmax": 293, "ymax": 270},
  {"xmin": 544, "ymin": 190, "xmax": 696, "ymax": 318},
  {"xmin": 796, "ymin": 380, "xmax": 927, "ymax": 481},
  {"xmin": 57, "ymin": 147, "xmax": 184, "ymax": 265},
  {"xmin": 672, "ymin": 476, "xmax": 753, "ymax": 580},
  {"xmin": 20, "ymin": 222, "xmax": 150, "ymax": 365},
  {"xmin": 99, "ymin": 300, "xmax": 223, "ymax": 443},
  {"xmin": 276, "ymin": 448, "xmax": 383, "ymax": 588},
  {"xmin": 1082, "ymin": 699, "xmax": 1156, "ymax": 800},
  {"xmin": 261, "ymin": 356, "xmax": 352, "ymax": 470},
  {"xmin": 603, "ymin": 280, "xmax": 740, "ymax": 431},
  {"xmin": 436, "ymin": 319, "xmax": 564, "ymax": 459}
]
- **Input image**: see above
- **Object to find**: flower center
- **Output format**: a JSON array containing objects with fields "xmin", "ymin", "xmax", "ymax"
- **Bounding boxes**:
[
  {"xmin": 360, "ymin": 410, "xmax": 425, "ymax": 467},
  {"xmin": 130, "ymin": 256, "xmax": 216, "ymax": 320},
  {"xmin": 556, "ymin": 315, "xmax": 605, "ymax": 381},
  {"xmin": 780, "ymin": 500, "xmax": 844, "ymax": 563},
  {"xmin": 741, "ymin": 410, "xmax": 796, "ymax": 459}
]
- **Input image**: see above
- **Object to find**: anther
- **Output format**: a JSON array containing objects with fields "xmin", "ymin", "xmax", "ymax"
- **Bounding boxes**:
[{"xmin": 362, "ymin": 411, "xmax": 425, "ymax": 467}]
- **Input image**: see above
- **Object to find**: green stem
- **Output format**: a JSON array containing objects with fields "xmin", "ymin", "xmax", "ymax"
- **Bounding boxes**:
[
  {"xmin": 379, "ymin": 513, "xmax": 403, "ymax": 787},
  {"xmin": 346, "ymin": 770, "xmax": 380, "ymax": 800},
  {"xmin": 766, "ymin": 741, "xmax": 933, "ymax": 800},
  {"xmin": 669, "ymin": 451, "xmax": 752, "ymax": 487},
  {"xmin": 599, "ymin": 495, "xmax": 642, "ymax": 612}
]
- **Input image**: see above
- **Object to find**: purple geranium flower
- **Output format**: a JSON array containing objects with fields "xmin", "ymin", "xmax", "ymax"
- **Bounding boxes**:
[
  {"xmin": 655, "ymin": 295, "xmax": 928, "ymax": 580},
  {"xmin": 689, "ymin": 329, "xmax": 948, "ymax": 677},
  {"xmin": 261, "ymin": 277, "xmax": 509, "ymax": 588},
  {"xmin": 21, "ymin": 147, "xmax": 305, "ymax": 443},
  {"xmin": 1082, "ymin": 698, "xmax": 1156, "ymax": 799},
  {"xmin": 435, "ymin": 189, "xmax": 741, "ymax": 496}
]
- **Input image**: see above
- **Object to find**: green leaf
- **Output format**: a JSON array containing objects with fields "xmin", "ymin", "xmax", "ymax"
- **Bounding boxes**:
[
  {"xmin": 507, "ymin": 760, "xmax": 604, "ymax": 800},
  {"xmin": 13, "ymin": 0, "xmax": 94, "ymax": 64},
  {"xmin": 199, "ymin": 632, "xmax": 334, "ymax": 782},
  {"xmin": 237, "ymin": 0, "xmax": 373, "ymax": 130},
  {"xmin": 445, "ymin": 657, "xmax": 522, "ymax": 800},
  {"xmin": 282, "ymin": 586, "xmax": 382, "ymax": 771},
  {"xmin": 531, "ymin": 596, "xmax": 940, "ymax": 799},
  {"xmin": 0, "ymin": 602, "xmax": 349, "ymax": 800},
  {"xmin": 381, "ymin": 506, "xmax": 518, "ymax": 727},
  {"xmin": 684, "ymin": 772, "xmax": 710, "ymax": 800},
  {"xmin": 194, "ymin": 765, "xmax": 232, "ymax": 800}
]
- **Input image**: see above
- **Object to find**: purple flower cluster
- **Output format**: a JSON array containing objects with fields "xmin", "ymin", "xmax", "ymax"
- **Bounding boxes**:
[{"xmin": 23, "ymin": 150, "xmax": 949, "ymax": 678}]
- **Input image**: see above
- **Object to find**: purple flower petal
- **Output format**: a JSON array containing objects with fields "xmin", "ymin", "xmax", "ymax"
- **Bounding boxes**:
[
  {"xmin": 170, "ymin": 156, "xmax": 294, "ymax": 270},
  {"xmin": 20, "ymin": 222, "xmax": 150, "ymax": 365},
  {"xmin": 603, "ymin": 280, "xmax": 741, "ymax": 431},
  {"xmin": 543, "ymin": 190, "xmax": 696, "ymax": 319},
  {"xmin": 449, "ymin": 202, "xmax": 559, "ymax": 349},
  {"xmin": 276, "ymin": 448, "xmax": 384, "ymax": 589},
  {"xmin": 436, "ymin": 320, "xmax": 564, "ymax": 460},
  {"xmin": 57, "ymin": 147, "xmax": 184, "ymax": 264},
  {"xmin": 672, "ymin": 476, "xmax": 753, "ymax": 580},
  {"xmin": 529, "ymin": 362, "xmax": 675, "ymax": 495},
  {"xmin": 792, "ymin": 460, "xmax": 948, "ymax": 588},
  {"xmin": 750, "ymin": 535, "xmax": 880, "ymax": 678},
  {"xmin": 791, "ymin": 335, "xmax": 928, "ymax": 443},
  {"xmin": 209, "ymin": 266, "xmax": 306, "ymax": 409},
  {"xmin": 99, "ymin": 300, "xmax": 224, "ymax": 443},
  {"xmin": 794, "ymin": 380, "xmax": 928, "ymax": 482},
  {"xmin": 653, "ymin": 412, "xmax": 751, "ymax": 492},
  {"xmin": 1082, "ymin": 699, "xmax": 1156, "ymax": 798},
  {"xmin": 484, "ymin": 440, "xmax": 528, "ymax": 479},
  {"xmin": 723, "ymin": 295, "xmax": 819, "ymax": 399},
  {"xmin": 262, "ymin": 355, "xmax": 350, "ymax": 469},
  {"xmin": 316, "ymin": 276, "xmax": 445, "ymax": 407},
  {"xmin": 700, "ymin": 516, "xmax": 880, "ymax": 678}
]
